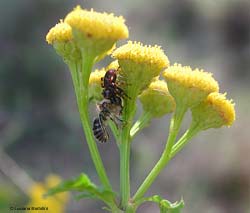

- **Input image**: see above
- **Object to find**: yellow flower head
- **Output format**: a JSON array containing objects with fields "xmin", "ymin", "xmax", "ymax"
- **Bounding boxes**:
[
  {"xmin": 191, "ymin": 92, "xmax": 235, "ymax": 130},
  {"xmin": 45, "ymin": 20, "xmax": 80, "ymax": 63},
  {"xmin": 65, "ymin": 6, "xmax": 128, "ymax": 40},
  {"xmin": 89, "ymin": 68, "xmax": 106, "ymax": 101},
  {"xmin": 27, "ymin": 174, "xmax": 69, "ymax": 213},
  {"xmin": 139, "ymin": 80, "xmax": 176, "ymax": 117},
  {"xmin": 64, "ymin": 6, "xmax": 129, "ymax": 58},
  {"xmin": 163, "ymin": 63, "xmax": 219, "ymax": 109},
  {"xmin": 112, "ymin": 41, "xmax": 169, "ymax": 98},
  {"xmin": 46, "ymin": 20, "xmax": 72, "ymax": 44}
]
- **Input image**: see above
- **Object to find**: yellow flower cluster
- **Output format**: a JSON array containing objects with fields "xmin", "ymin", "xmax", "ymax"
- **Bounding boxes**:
[
  {"xmin": 27, "ymin": 174, "xmax": 69, "ymax": 213},
  {"xmin": 46, "ymin": 4, "xmax": 236, "ymax": 132}
]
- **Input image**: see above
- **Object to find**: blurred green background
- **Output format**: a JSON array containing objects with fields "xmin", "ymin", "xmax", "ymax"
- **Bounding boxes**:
[{"xmin": 0, "ymin": 0, "xmax": 250, "ymax": 212}]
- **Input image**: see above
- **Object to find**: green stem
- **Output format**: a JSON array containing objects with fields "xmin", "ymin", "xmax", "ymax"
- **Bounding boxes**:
[
  {"xmin": 69, "ymin": 56, "xmax": 112, "ymax": 191},
  {"xmin": 170, "ymin": 123, "xmax": 200, "ymax": 159},
  {"xmin": 120, "ymin": 140, "xmax": 131, "ymax": 209},
  {"xmin": 120, "ymin": 95, "xmax": 136, "ymax": 210},
  {"xmin": 130, "ymin": 111, "xmax": 152, "ymax": 139},
  {"xmin": 133, "ymin": 106, "xmax": 186, "ymax": 201}
]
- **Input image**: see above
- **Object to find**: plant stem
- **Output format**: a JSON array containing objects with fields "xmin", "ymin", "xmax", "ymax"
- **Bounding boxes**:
[
  {"xmin": 130, "ymin": 111, "xmax": 152, "ymax": 139},
  {"xmin": 120, "ymin": 140, "xmax": 131, "ymax": 209},
  {"xmin": 170, "ymin": 123, "xmax": 200, "ymax": 158},
  {"xmin": 133, "ymin": 106, "xmax": 186, "ymax": 201},
  {"xmin": 69, "ymin": 56, "xmax": 112, "ymax": 191},
  {"xmin": 120, "ymin": 95, "xmax": 136, "ymax": 210}
]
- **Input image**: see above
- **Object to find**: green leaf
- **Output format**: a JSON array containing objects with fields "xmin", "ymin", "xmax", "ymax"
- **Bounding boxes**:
[
  {"xmin": 138, "ymin": 195, "xmax": 184, "ymax": 213},
  {"xmin": 44, "ymin": 173, "xmax": 116, "ymax": 205}
]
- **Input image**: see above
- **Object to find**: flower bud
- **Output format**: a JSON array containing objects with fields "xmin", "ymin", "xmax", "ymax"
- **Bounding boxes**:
[{"xmin": 139, "ymin": 80, "xmax": 175, "ymax": 117}]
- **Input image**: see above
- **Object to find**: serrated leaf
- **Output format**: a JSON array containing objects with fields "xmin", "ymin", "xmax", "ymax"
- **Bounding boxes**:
[{"xmin": 44, "ymin": 173, "xmax": 116, "ymax": 205}]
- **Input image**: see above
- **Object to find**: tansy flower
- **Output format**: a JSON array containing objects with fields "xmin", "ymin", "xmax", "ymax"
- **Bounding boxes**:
[
  {"xmin": 191, "ymin": 92, "xmax": 235, "ymax": 130},
  {"xmin": 139, "ymin": 80, "xmax": 176, "ymax": 118},
  {"xmin": 27, "ymin": 174, "xmax": 69, "ymax": 213},
  {"xmin": 46, "ymin": 20, "xmax": 72, "ymax": 44},
  {"xmin": 65, "ymin": 6, "xmax": 129, "ymax": 59},
  {"xmin": 112, "ymin": 41, "xmax": 169, "ymax": 98},
  {"xmin": 162, "ymin": 63, "xmax": 219, "ymax": 109},
  {"xmin": 89, "ymin": 68, "xmax": 106, "ymax": 101},
  {"xmin": 46, "ymin": 20, "xmax": 80, "ymax": 63}
]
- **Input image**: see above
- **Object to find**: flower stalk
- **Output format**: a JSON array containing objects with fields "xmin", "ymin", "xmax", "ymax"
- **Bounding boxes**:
[
  {"xmin": 120, "ymin": 96, "xmax": 137, "ymax": 210},
  {"xmin": 133, "ymin": 106, "xmax": 186, "ymax": 201},
  {"xmin": 69, "ymin": 56, "xmax": 112, "ymax": 191}
]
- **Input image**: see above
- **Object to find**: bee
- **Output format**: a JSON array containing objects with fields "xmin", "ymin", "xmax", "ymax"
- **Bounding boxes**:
[
  {"xmin": 92, "ymin": 114, "xmax": 109, "ymax": 143},
  {"xmin": 92, "ymin": 99, "xmax": 123, "ymax": 143},
  {"xmin": 93, "ymin": 68, "xmax": 128, "ymax": 143}
]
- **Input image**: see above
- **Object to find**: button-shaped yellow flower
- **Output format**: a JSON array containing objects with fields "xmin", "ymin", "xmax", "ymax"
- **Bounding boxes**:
[
  {"xmin": 65, "ymin": 6, "xmax": 129, "ymax": 58},
  {"xmin": 163, "ymin": 63, "xmax": 219, "ymax": 109},
  {"xmin": 112, "ymin": 41, "xmax": 169, "ymax": 98},
  {"xmin": 139, "ymin": 80, "xmax": 176, "ymax": 117},
  {"xmin": 27, "ymin": 174, "xmax": 69, "ymax": 213},
  {"xmin": 191, "ymin": 92, "xmax": 235, "ymax": 130},
  {"xmin": 46, "ymin": 21, "xmax": 80, "ymax": 63},
  {"xmin": 46, "ymin": 20, "xmax": 72, "ymax": 44}
]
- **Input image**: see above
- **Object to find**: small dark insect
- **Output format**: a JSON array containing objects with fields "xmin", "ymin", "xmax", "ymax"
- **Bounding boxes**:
[
  {"xmin": 101, "ymin": 69, "xmax": 117, "ymax": 88},
  {"xmin": 98, "ymin": 99, "xmax": 123, "ymax": 128},
  {"xmin": 93, "ymin": 68, "xmax": 128, "ymax": 143},
  {"xmin": 102, "ymin": 88, "xmax": 122, "ymax": 107},
  {"xmin": 101, "ymin": 69, "xmax": 129, "ymax": 100},
  {"xmin": 93, "ymin": 99, "xmax": 123, "ymax": 143}
]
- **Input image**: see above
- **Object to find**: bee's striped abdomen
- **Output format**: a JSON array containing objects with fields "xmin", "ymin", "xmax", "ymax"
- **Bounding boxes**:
[{"xmin": 92, "ymin": 117, "xmax": 109, "ymax": 143}]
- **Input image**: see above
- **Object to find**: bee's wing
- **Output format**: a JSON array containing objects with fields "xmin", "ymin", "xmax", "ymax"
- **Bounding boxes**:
[{"xmin": 98, "ymin": 114, "xmax": 109, "ymax": 142}]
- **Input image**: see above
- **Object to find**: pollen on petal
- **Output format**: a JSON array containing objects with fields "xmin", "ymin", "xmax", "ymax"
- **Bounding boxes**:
[
  {"xmin": 65, "ymin": 5, "xmax": 128, "ymax": 40},
  {"xmin": 46, "ymin": 20, "xmax": 72, "ymax": 44}
]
